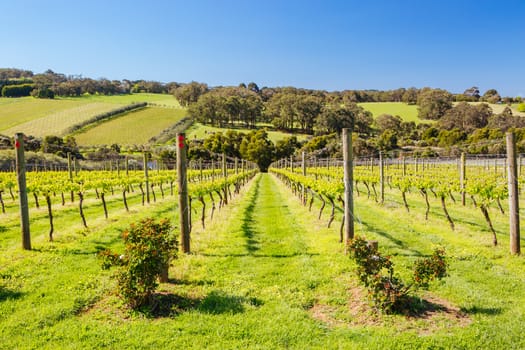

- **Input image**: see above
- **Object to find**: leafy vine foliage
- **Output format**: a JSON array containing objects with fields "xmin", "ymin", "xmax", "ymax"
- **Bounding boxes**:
[
  {"xmin": 347, "ymin": 236, "xmax": 447, "ymax": 313},
  {"xmin": 99, "ymin": 218, "xmax": 178, "ymax": 309}
]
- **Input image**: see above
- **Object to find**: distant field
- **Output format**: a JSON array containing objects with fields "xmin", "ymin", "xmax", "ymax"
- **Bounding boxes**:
[
  {"xmin": 466, "ymin": 102, "xmax": 525, "ymax": 117},
  {"xmin": 74, "ymin": 107, "xmax": 186, "ymax": 146},
  {"xmin": 0, "ymin": 98, "xmax": 89, "ymax": 132},
  {"xmin": 3, "ymin": 102, "xmax": 118, "ymax": 137},
  {"xmin": 0, "ymin": 93, "xmax": 182, "ymax": 137},
  {"xmin": 61, "ymin": 93, "xmax": 182, "ymax": 108},
  {"xmin": 358, "ymin": 102, "xmax": 421, "ymax": 123},
  {"xmin": 186, "ymin": 123, "xmax": 311, "ymax": 143}
]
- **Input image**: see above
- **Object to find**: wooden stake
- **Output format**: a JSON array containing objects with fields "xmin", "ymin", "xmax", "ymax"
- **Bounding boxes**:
[
  {"xmin": 15, "ymin": 133, "xmax": 31, "ymax": 250},
  {"xmin": 177, "ymin": 133, "xmax": 190, "ymax": 254},
  {"xmin": 343, "ymin": 129, "xmax": 354, "ymax": 249},
  {"xmin": 506, "ymin": 132, "xmax": 520, "ymax": 254}
]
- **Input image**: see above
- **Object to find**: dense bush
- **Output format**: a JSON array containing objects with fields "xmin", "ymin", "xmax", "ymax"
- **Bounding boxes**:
[
  {"xmin": 99, "ymin": 218, "xmax": 178, "ymax": 309},
  {"xmin": 1, "ymin": 83, "xmax": 34, "ymax": 97},
  {"xmin": 518, "ymin": 103, "xmax": 525, "ymax": 112},
  {"xmin": 348, "ymin": 236, "xmax": 447, "ymax": 313}
]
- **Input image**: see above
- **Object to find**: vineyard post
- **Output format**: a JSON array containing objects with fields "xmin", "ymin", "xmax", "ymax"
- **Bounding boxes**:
[
  {"xmin": 460, "ymin": 152, "xmax": 466, "ymax": 206},
  {"xmin": 117, "ymin": 159, "xmax": 120, "ymax": 176},
  {"xmin": 177, "ymin": 133, "xmax": 190, "ymax": 254},
  {"xmin": 199, "ymin": 159, "xmax": 203, "ymax": 181},
  {"xmin": 222, "ymin": 153, "xmax": 228, "ymax": 205},
  {"xmin": 15, "ymin": 133, "xmax": 31, "ymax": 250},
  {"xmin": 342, "ymin": 129, "xmax": 354, "ymax": 250},
  {"xmin": 67, "ymin": 152, "xmax": 73, "ymax": 181},
  {"xmin": 402, "ymin": 156, "xmax": 406, "ymax": 176},
  {"xmin": 379, "ymin": 151, "xmax": 384, "ymax": 204},
  {"xmin": 143, "ymin": 152, "xmax": 150, "ymax": 204},
  {"xmin": 302, "ymin": 151, "xmax": 307, "ymax": 205},
  {"xmin": 290, "ymin": 155, "xmax": 294, "ymax": 172},
  {"xmin": 506, "ymin": 132, "xmax": 520, "ymax": 255},
  {"xmin": 74, "ymin": 157, "xmax": 79, "ymax": 176},
  {"xmin": 125, "ymin": 156, "xmax": 129, "ymax": 176},
  {"xmin": 235, "ymin": 158, "xmax": 239, "ymax": 175}
]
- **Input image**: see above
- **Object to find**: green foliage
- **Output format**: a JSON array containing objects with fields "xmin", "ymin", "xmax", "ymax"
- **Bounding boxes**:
[
  {"xmin": 348, "ymin": 236, "xmax": 447, "ymax": 314},
  {"xmin": 240, "ymin": 129, "xmax": 275, "ymax": 172},
  {"xmin": 1, "ymin": 83, "xmax": 34, "ymax": 97},
  {"xmin": 518, "ymin": 103, "xmax": 525, "ymax": 112},
  {"xmin": 417, "ymin": 88, "xmax": 454, "ymax": 120},
  {"xmin": 413, "ymin": 248, "xmax": 448, "ymax": 288},
  {"xmin": 99, "ymin": 218, "xmax": 178, "ymax": 309}
]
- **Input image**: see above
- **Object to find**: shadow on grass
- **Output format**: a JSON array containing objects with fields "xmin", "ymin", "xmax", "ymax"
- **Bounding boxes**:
[
  {"xmin": 360, "ymin": 221, "xmax": 424, "ymax": 257},
  {"xmin": 460, "ymin": 305, "xmax": 502, "ymax": 315},
  {"xmin": 0, "ymin": 226, "xmax": 7, "ymax": 233},
  {"xmin": 240, "ymin": 175, "xmax": 261, "ymax": 254},
  {"xmin": 145, "ymin": 290, "xmax": 263, "ymax": 318},
  {"xmin": 0, "ymin": 286, "xmax": 23, "ymax": 302}
]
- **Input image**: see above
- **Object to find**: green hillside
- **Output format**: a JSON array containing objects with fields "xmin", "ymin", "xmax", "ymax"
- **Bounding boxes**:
[
  {"xmin": 358, "ymin": 102, "xmax": 420, "ymax": 123},
  {"xmin": 0, "ymin": 94, "xmax": 181, "ymax": 138},
  {"xmin": 74, "ymin": 106, "xmax": 186, "ymax": 146}
]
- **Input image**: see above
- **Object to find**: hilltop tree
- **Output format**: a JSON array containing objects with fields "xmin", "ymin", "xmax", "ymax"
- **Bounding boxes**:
[
  {"xmin": 482, "ymin": 89, "xmax": 501, "ymax": 104},
  {"xmin": 375, "ymin": 114, "xmax": 403, "ymax": 133},
  {"xmin": 173, "ymin": 82, "xmax": 209, "ymax": 107},
  {"xmin": 417, "ymin": 88, "xmax": 454, "ymax": 120},
  {"xmin": 439, "ymin": 102, "xmax": 492, "ymax": 133},
  {"xmin": 315, "ymin": 104, "xmax": 355, "ymax": 135}
]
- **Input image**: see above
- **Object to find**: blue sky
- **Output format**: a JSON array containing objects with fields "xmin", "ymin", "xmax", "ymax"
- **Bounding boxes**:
[{"xmin": 2, "ymin": 0, "xmax": 524, "ymax": 96}]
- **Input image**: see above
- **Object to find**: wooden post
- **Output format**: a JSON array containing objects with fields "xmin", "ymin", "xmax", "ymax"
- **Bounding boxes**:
[
  {"xmin": 506, "ymin": 132, "xmax": 520, "ymax": 255},
  {"xmin": 125, "ymin": 156, "xmax": 129, "ymax": 176},
  {"xmin": 199, "ymin": 159, "xmax": 203, "ymax": 181},
  {"xmin": 143, "ymin": 152, "xmax": 150, "ymax": 204},
  {"xmin": 67, "ymin": 152, "xmax": 73, "ymax": 182},
  {"xmin": 222, "ymin": 153, "xmax": 228, "ymax": 205},
  {"xmin": 379, "ymin": 151, "xmax": 384, "ymax": 204},
  {"xmin": 290, "ymin": 155, "xmax": 294, "ymax": 172},
  {"xmin": 343, "ymin": 129, "xmax": 354, "ymax": 249},
  {"xmin": 402, "ymin": 156, "xmax": 406, "ymax": 176},
  {"xmin": 177, "ymin": 133, "xmax": 190, "ymax": 253},
  {"xmin": 460, "ymin": 152, "xmax": 466, "ymax": 206},
  {"xmin": 74, "ymin": 157, "xmax": 79, "ymax": 176},
  {"xmin": 15, "ymin": 133, "xmax": 31, "ymax": 250},
  {"xmin": 235, "ymin": 158, "xmax": 239, "ymax": 175}
]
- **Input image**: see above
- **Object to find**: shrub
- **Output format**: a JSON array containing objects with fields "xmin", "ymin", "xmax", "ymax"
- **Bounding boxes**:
[
  {"xmin": 348, "ymin": 236, "xmax": 447, "ymax": 313},
  {"xmin": 413, "ymin": 248, "xmax": 447, "ymax": 288},
  {"xmin": 518, "ymin": 103, "xmax": 525, "ymax": 113},
  {"xmin": 99, "ymin": 218, "xmax": 178, "ymax": 309}
]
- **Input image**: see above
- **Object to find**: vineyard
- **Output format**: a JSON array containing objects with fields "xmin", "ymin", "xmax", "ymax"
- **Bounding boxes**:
[{"xmin": 1, "ymin": 135, "xmax": 525, "ymax": 348}]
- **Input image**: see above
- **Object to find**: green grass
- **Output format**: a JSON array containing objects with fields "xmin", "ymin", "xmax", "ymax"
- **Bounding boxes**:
[
  {"xmin": 2, "ymin": 102, "xmax": 118, "ymax": 137},
  {"xmin": 186, "ymin": 122, "xmax": 311, "ymax": 143},
  {"xmin": 61, "ymin": 93, "xmax": 182, "ymax": 108},
  {"xmin": 74, "ymin": 107, "xmax": 187, "ymax": 146},
  {"xmin": 358, "ymin": 102, "xmax": 421, "ymax": 123},
  {"xmin": 1, "ymin": 171, "xmax": 525, "ymax": 348},
  {"xmin": 0, "ymin": 94, "xmax": 183, "ymax": 138}
]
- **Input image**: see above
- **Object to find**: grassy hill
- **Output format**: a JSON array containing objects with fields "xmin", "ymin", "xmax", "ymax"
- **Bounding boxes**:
[
  {"xmin": 0, "ymin": 94, "xmax": 181, "ymax": 138},
  {"xmin": 73, "ymin": 106, "xmax": 187, "ymax": 146},
  {"xmin": 359, "ymin": 102, "xmax": 525, "ymax": 124},
  {"xmin": 358, "ymin": 102, "xmax": 420, "ymax": 123}
]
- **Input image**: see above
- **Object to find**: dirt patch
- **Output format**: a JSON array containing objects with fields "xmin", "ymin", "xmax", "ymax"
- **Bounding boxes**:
[{"xmin": 310, "ymin": 283, "xmax": 471, "ymax": 335}]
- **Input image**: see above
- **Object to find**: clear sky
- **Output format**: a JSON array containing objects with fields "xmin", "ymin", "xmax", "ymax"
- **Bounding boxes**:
[{"xmin": 2, "ymin": 0, "xmax": 524, "ymax": 97}]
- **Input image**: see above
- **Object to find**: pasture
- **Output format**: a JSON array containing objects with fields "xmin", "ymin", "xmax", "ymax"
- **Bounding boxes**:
[{"xmin": 73, "ymin": 107, "xmax": 187, "ymax": 146}]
